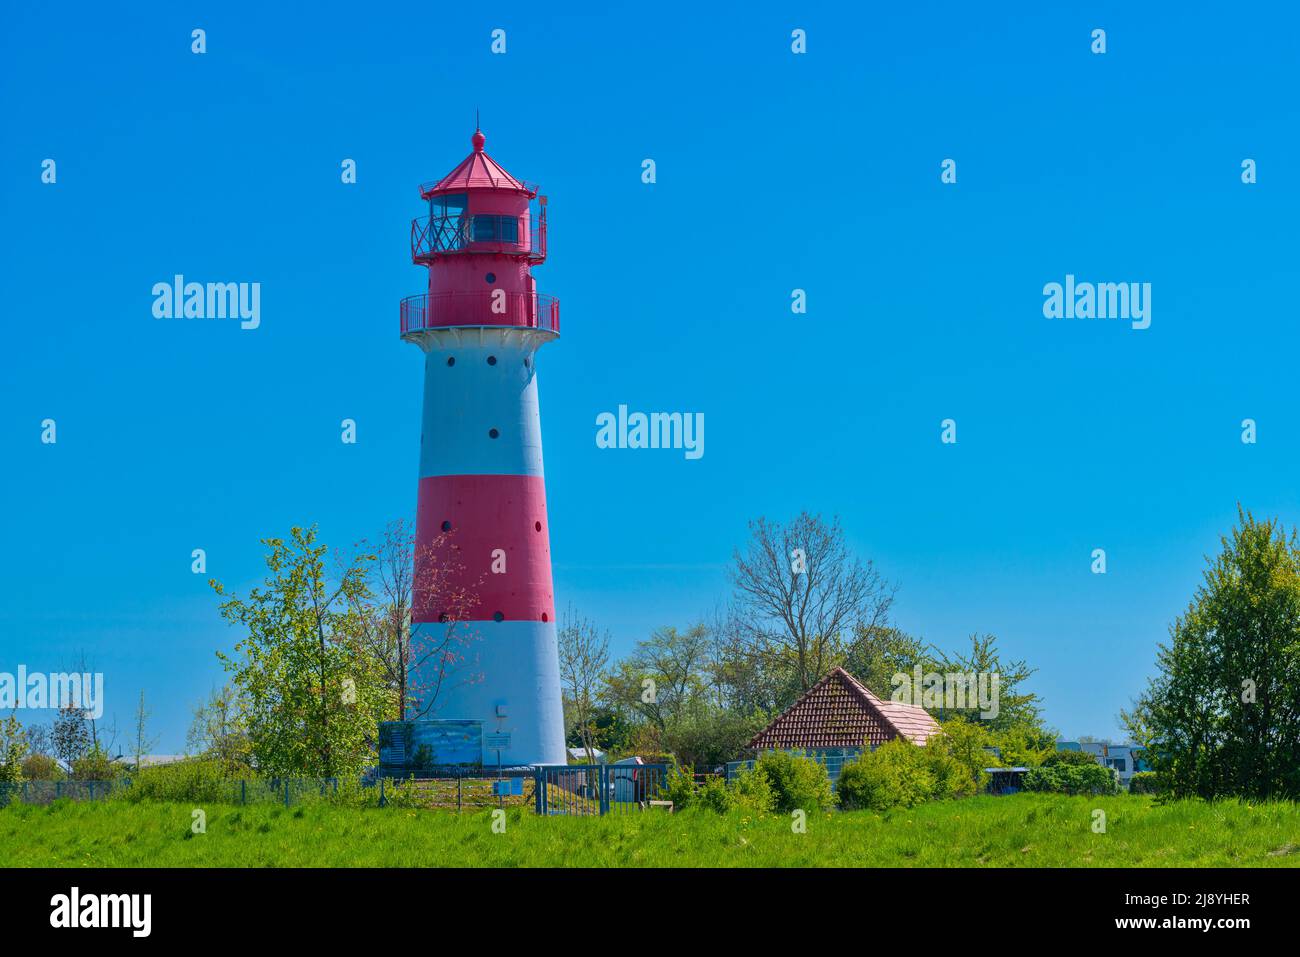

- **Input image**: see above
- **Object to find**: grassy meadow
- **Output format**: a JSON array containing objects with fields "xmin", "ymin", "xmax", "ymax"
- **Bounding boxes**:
[{"xmin": 3, "ymin": 793, "xmax": 1299, "ymax": 867}]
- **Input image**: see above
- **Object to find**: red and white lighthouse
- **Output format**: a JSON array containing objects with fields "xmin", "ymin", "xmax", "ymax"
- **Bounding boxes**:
[{"xmin": 399, "ymin": 128, "xmax": 566, "ymax": 766}]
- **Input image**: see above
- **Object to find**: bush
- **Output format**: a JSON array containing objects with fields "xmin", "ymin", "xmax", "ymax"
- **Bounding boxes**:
[
  {"xmin": 661, "ymin": 763, "xmax": 697, "ymax": 810},
  {"xmin": 21, "ymin": 755, "xmax": 63, "ymax": 781},
  {"xmin": 836, "ymin": 755, "xmax": 901, "ymax": 811},
  {"xmin": 69, "ymin": 747, "xmax": 123, "ymax": 782},
  {"xmin": 1023, "ymin": 762, "xmax": 1118, "ymax": 796},
  {"xmin": 121, "ymin": 758, "xmax": 252, "ymax": 803},
  {"xmin": 696, "ymin": 776, "xmax": 735, "ymax": 813},
  {"xmin": 1043, "ymin": 748, "xmax": 1101, "ymax": 767},
  {"xmin": 731, "ymin": 764, "xmax": 775, "ymax": 813},
  {"xmin": 1128, "ymin": 771, "xmax": 1162, "ymax": 795},
  {"xmin": 752, "ymin": 750, "xmax": 835, "ymax": 813}
]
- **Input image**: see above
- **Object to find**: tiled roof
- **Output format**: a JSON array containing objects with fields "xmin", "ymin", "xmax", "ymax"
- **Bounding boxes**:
[{"xmin": 747, "ymin": 667, "xmax": 940, "ymax": 750}]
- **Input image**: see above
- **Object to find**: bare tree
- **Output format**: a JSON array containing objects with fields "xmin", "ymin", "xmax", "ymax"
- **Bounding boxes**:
[
  {"xmin": 728, "ymin": 512, "xmax": 895, "ymax": 696},
  {"xmin": 557, "ymin": 605, "xmax": 610, "ymax": 764},
  {"xmin": 347, "ymin": 519, "xmax": 484, "ymax": 722},
  {"xmin": 187, "ymin": 684, "xmax": 248, "ymax": 764},
  {"xmin": 131, "ymin": 690, "xmax": 159, "ymax": 771}
]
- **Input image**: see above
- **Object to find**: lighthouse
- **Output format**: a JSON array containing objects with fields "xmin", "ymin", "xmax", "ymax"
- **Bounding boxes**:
[{"xmin": 399, "ymin": 128, "xmax": 566, "ymax": 767}]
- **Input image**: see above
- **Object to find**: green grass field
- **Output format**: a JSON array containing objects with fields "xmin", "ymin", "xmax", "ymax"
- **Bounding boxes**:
[{"xmin": 3, "ymin": 793, "xmax": 1299, "ymax": 867}]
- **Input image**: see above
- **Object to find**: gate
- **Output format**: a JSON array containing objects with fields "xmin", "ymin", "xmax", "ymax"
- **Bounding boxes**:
[{"xmin": 533, "ymin": 764, "xmax": 668, "ymax": 816}]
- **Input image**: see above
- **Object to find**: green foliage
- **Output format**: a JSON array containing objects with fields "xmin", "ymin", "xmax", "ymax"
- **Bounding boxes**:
[
  {"xmin": 1043, "ymin": 748, "xmax": 1104, "ymax": 767},
  {"xmin": 1123, "ymin": 508, "xmax": 1300, "ymax": 800},
  {"xmin": 1022, "ymin": 763, "xmax": 1118, "ymax": 796},
  {"xmin": 661, "ymin": 763, "xmax": 698, "ymax": 810},
  {"xmin": 122, "ymin": 758, "xmax": 253, "ymax": 803},
  {"xmin": 752, "ymin": 750, "xmax": 835, "ymax": 813},
  {"xmin": 0, "ymin": 715, "xmax": 30, "ymax": 785},
  {"xmin": 21, "ymin": 754, "xmax": 63, "ymax": 781},
  {"xmin": 837, "ymin": 726, "xmax": 992, "ymax": 812},
  {"xmin": 696, "ymin": 775, "xmax": 735, "ymax": 813},
  {"xmin": 212, "ymin": 526, "xmax": 396, "ymax": 779},
  {"xmin": 930, "ymin": 634, "xmax": 1044, "ymax": 732},
  {"xmin": 730, "ymin": 764, "xmax": 775, "ymax": 813},
  {"xmin": 69, "ymin": 746, "xmax": 122, "ymax": 782},
  {"xmin": 1128, "ymin": 771, "xmax": 1163, "ymax": 795},
  {"xmin": 989, "ymin": 723, "xmax": 1057, "ymax": 767}
]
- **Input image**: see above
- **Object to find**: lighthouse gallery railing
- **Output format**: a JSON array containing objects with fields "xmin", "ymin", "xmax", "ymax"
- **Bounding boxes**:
[{"xmin": 400, "ymin": 291, "xmax": 560, "ymax": 336}]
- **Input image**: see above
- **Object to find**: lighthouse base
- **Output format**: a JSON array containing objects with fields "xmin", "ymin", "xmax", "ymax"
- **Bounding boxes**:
[{"xmin": 407, "ymin": 618, "xmax": 567, "ymax": 767}]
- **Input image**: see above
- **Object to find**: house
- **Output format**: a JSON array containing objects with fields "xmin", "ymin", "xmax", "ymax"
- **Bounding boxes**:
[
  {"xmin": 566, "ymin": 746, "xmax": 606, "ymax": 764},
  {"xmin": 1057, "ymin": 741, "xmax": 1149, "ymax": 787},
  {"xmin": 735, "ymin": 667, "xmax": 940, "ymax": 785}
]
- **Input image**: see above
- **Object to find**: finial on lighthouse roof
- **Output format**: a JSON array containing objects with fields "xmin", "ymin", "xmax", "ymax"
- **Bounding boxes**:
[{"xmin": 472, "ymin": 128, "xmax": 485, "ymax": 153}]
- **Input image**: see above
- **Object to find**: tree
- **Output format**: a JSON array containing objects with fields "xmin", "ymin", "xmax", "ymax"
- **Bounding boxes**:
[
  {"xmin": 186, "ymin": 684, "xmax": 250, "ymax": 766},
  {"xmin": 728, "ymin": 512, "xmax": 895, "ymax": 700},
  {"xmin": 212, "ymin": 525, "xmax": 395, "ymax": 778},
  {"xmin": 0, "ymin": 714, "xmax": 29, "ymax": 786},
  {"xmin": 131, "ymin": 690, "xmax": 160, "ymax": 772},
  {"xmin": 844, "ymin": 624, "xmax": 934, "ymax": 700},
  {"xmin": 929, "ymin": 633, "xmax": 1043, "ymax": 732},
  {"xmin": 1122, "ymin": 508, "xmax": 1300, "ymax": 800},
  {"xmin": 557, "ymin": 606, "xmax": 610, "ymax": 764},
  {"xmin": 52, "ymin": 703, "xmax": 91, "ymax": 770},
  {"xmin": 346, "ymin": 519, "xmax": 482, "ymax": 721}
]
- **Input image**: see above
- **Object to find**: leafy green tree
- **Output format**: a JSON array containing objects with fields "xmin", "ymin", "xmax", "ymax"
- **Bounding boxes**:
[
  {"xmin": 0, "ymin": 714, "xmax": 29, "ymax": 785},
  {"xmin": 51, "ymin": 704, "xmax": 91, "ymax": 770},
  {"xmin": 844, "ymin": 625, "xmax": 935, "ymax": 700},
  {"xmin": 929, "ymin": 633, "xmax": 1043, "ymax": 732},
  {"xmin": 186, "ymin": 684, "xmax": 251, "ymax": 768},
  {"xmin": 1122, "ymin": 508, "xmax": 1300, "ymax": 800},
  {"xmin": 212, "ymin": 525, "xmax": 396, "ymax": 778}
]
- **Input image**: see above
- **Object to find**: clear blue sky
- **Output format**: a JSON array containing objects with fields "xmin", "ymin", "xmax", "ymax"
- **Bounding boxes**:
[{"xmin": 3, "ymin": 2, "xmax": 1297, "ymax": 752}]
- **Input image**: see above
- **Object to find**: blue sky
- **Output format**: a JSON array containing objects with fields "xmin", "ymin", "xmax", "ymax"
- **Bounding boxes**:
[{"xmin": 3, "ymin": 2, "xmax": 1298, "ymax": 752}]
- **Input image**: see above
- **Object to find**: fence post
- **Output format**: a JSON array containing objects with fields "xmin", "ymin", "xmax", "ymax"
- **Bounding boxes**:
[
  {"xmin": 599, "ymin": 765, "xmax": 610, "ymax": 816},
  {"xmin": 55, "ymin": 781, "xmax": 62, "ymax": 800},
  {"xmin": 88, "ymin": 781, "xmax": 95, "ymax": 801},
  {"xmin": 379, "ymin": 778, "xmax": 386, "ymax": 808},
  {"xmin": 533, "ymin": 768, "xmax": 544, "ymax": 815},
  {"xmin": 284, "ymin": 779, "xmax": 290, "ymax": 808},
  {"xmin": 241, "ymin": 780, "xmax": 247, "ymax": 805},
  {"xmin": 457, "ymin": 772, "xmax": 463, "ymax": 813}
]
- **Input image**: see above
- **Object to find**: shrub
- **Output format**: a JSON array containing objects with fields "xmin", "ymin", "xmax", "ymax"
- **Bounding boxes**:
[
  {"xmin": 1023, "ymin": 762, "xmax": 1118, "ymax": 796},
  {"xmin": 836, "ymin": 755, "xmax": 900, "ymax": 811},
  {"xmin": 121, "ymin": 758, "xmax": 251, "ymax": 803},
  {"xmin": 20, "ymin": 755, "xmax": 63, "ymax": 781},
  {"xmin": 1128, "ymin": 771, "xmax": 1162, "ymax": 795},
  {"xmin": 696, "ymin": 775, "xmax": 735, "ymax": 813},
  {"xmin": 731, "ymin": 764, "xmax": 776, "ymax": 813},
  {"xmin": 1043, "ymin": 748, "xmax": 1101, "ymax": 767},
  {"xmin": 69, "ymin": 747, "xmax": 123, "ymax": 782},
  {"xmin": 661, "ymin": 763, "xmax": 697, "ymax": 810},
  {"xmin": 752, "ymin": 750, "xmax": 835, "ymax": 813}
]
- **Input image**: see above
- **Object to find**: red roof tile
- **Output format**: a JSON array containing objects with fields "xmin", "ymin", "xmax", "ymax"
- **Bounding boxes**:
[{"xmin": 747, "ymin": 667, "xmax": 940, "ymax": 750}]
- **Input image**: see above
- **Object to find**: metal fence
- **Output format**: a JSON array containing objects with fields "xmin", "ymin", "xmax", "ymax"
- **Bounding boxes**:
[
  {"xmin": 534, "ymin": 764, "xmax": 670, "ymax": 816},
  {"xmin": 725, "ymin": 748, "xmax": 865, "ymax": 790},
  {"xmin": 0, "ymin": 779, "xmax": 132, "ymax": 806},
  {"xmin": 0, "ymin": 766, "xmax": 672, "ymax": 816}
]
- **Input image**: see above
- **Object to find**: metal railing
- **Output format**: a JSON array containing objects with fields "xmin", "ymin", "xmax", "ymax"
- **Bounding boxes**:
[
  {"xmin": 533, "ymin": 764, "xmax": 669, "ymax": 816},
  {"xmin": 399, "ymin": 291, "xmax": 560, "ymax": 336},
  {"xmin": 411, "ymin": 211, "xmax": 546, "ymax": 263}
]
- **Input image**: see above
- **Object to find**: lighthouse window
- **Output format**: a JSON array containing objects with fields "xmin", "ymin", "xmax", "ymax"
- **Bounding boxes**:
[
  {"xmin": 489, "ymin": 428, "xmax": 500, "ymax": 439},
  {"xmin": 441, "ymin": 520, "xmax": 452, "ymax": 532},
  {"xmin": 487, "ymin": 355, "xmax": 497, "ymax": 365},
  {"xmin": 429, "ymin": 194, "xmax": 469, "ymax": 251},
  {"xmin": 446, "ymin": 356, "xmax": 455, "ymax": 366},
  {"xmin": 471, "ymin": 215, "xmax": 519, "ymax": 244},
  {"xmin": 493, "ymin": 611, "xmax": 505, "ymax": 622},
  {"xmin": 485, "ymin": 272, "xmax": 496, "ymax": 284}
]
